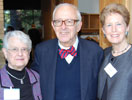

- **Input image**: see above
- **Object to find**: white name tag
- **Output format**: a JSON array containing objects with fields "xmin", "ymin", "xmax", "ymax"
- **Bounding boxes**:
[
  {"xmin": 104, "ymin": 63, "xmax": 117, "ymax": 78},
  {"xmin": 4, "ymin": 87, "xmax": 20, "ymax": 100}
]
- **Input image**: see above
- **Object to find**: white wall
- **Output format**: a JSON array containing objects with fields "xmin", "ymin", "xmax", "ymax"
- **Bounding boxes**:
[{"xmin": 78, "ymin": 0, "xmax": 99, "ymax": 14}]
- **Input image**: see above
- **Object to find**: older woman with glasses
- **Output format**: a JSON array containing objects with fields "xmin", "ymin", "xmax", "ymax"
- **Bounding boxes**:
[{"xmin": 0, "ymin": 30, "xmax": 42, "ymax": 100}]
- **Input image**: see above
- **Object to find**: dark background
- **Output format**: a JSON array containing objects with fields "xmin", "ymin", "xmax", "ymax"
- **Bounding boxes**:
[{"xmin": 4, "ymin": 0, "xmax": 41, "ymax": 10}]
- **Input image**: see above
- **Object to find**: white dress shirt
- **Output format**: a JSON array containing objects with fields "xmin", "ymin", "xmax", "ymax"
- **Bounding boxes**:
[{"xmin": 58, "ymin": 37, "xmax": 79, "ymax": 64}]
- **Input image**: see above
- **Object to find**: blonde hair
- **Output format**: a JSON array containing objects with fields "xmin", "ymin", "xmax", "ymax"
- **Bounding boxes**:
[{"xmin": 100, "ymin": 3, "xmax": 130, "ymax": 27}]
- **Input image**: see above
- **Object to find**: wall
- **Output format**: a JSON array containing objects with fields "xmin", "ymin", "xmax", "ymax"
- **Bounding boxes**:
[
  {"xmin": 0, "ymin": 0, "xmax": 4, "ymax": 39},
  {"xmin": 126, "ymin": 0, "xmax": 132, "ymax": 44},
  {"xmin": 0, "ymin": 0, "xmax": 5, "ymax": 68},
  {"xmin": 78, "ymin": 0, "xmax": 99, "ymax": 14}
]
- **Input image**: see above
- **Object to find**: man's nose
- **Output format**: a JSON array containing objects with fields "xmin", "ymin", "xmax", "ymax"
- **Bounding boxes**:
[{"xmin": 61, "ymin": 21, "xmax": 67, "ymax": 29}]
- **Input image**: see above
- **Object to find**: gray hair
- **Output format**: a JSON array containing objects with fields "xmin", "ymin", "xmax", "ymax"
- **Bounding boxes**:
[
  {"xmin": 52, "ymin": 3, "xmax": 82, "ymax": 22},
  {"xmin": 3, "ymin": 30, "xmax": 32, "ymax": 50}
]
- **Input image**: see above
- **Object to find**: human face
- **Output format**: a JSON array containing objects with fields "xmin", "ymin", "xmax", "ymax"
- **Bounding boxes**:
[
  {"xmin": 103, "ymin": 13, "xmax": 129, "ymax": 45},
  {"xmin": 2, "ymin": 37, "xmax": 30, "ymax": 71},
  {"xmin": 52, "ymin": 5, "xmax": 82, "ymax": 47}
]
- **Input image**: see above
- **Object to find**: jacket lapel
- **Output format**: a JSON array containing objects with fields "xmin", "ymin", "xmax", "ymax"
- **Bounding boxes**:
[
  {"xmin": 98, "ymin": 52, "xmax": 111, "ymax": 99},
  {"xmin": 0, "ymin": 66, "xmax": 14, "ymax": 87},
  {"xmin": 46, "ymin": 39, "xmax": 58, "ymax": 100},
  {"xmin": 79, "ymin": 39, "xmax": 90, "ymax": 100}
]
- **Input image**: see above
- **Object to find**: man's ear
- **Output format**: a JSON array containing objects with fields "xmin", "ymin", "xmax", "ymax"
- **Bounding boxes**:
[
  {"xmin": 77, "ymin": 21, "xmax": 82, "ymax": 32},
  {"xmin": 51, "ymin": 21, "xmax": 55, "ymax": 31}
]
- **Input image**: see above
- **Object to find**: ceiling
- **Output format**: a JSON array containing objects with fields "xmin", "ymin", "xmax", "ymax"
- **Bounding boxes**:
[{"xmin": 4, "ymin": 0, "xmax": 41, "ymax": 10}]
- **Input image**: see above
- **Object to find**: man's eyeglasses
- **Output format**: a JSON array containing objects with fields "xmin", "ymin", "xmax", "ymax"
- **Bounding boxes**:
[
  {"xmin": 53, "ymin": 19, "xmax": 79, "ymax": 27},
  {"xmin": 8, "ymin": 48, "xmax": 30, "ymax": 53}
]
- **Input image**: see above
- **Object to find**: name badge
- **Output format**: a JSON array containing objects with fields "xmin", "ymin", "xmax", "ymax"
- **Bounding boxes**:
[
  {"xmin": 104, "ymin": 63, "xmax": 117, "ymax": 78},
  {"xmin": 4, "ymin": 87, "xmax": 20, "ymax": 100}
]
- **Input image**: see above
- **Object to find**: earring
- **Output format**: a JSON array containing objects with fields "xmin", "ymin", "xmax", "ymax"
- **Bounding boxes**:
[
  {"xmin": 104, "ymin": 33, "xmax": 106, "ymax": 38},
  {"xmin": 126, "ymin": 31, "xmax": 128, "ymax": 36}
]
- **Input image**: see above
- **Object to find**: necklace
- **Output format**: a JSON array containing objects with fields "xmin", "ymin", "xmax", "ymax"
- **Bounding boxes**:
[
  {"xmin": 112, "ymin": 44, "xmax": 130, "ymax": 54},
  {"xmin": 6, "ymin": 69, "xmax": 26, "ymax": 84}
]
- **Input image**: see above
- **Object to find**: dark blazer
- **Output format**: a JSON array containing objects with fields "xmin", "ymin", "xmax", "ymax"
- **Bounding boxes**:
[{"xmin": 31, "ymin": 38, "xmax": 104, "ymax": 100}]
